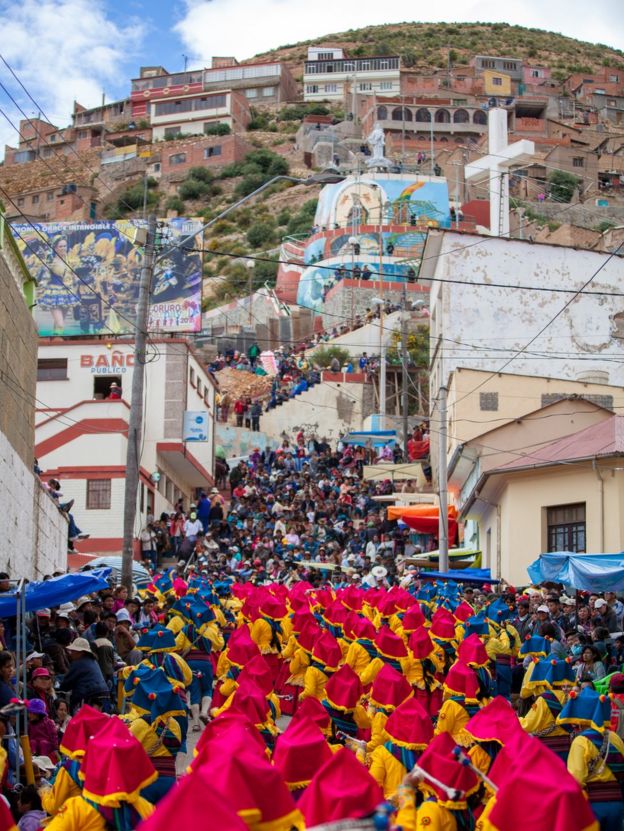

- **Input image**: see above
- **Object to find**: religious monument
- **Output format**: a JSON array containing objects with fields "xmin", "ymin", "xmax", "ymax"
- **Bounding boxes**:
[
  {"xmin": 464, "ymin": 107, "xmax": 535, "ymax": 237},
  {"xmin": 365, "ymin": 122, "xmax": 392, "ymax": 171}
]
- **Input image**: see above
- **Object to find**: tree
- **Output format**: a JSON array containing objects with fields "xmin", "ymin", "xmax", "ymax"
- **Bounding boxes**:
[
  {"xmin": 548, "ymin": 169, "xmax": 580, "ymax": 203},
  {"xmin": 387, "ymin": 324, "xmax": 430, "ymax": 366}
]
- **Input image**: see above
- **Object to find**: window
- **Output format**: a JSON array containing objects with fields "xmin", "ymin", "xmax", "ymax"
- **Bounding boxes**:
[
  {"xmin": 318, "ymin": 52, "xmax": 334, "ymax": 60},
  {"xmin": 479, "ymin": 392, "xmax": 498, "ymax": 411},
  {"xmin": 204, "ymin": 145, "xmax": 221, "ymax": 158},
  {"xmin": 17, "ymin": 197, "xmax": 24, "ymax": 207},
  {"xmin": 169, "ymin": 153, "xmax": 186, "ymax": 165},
  {"xmin": 245, "ymin": 88, "xmax": 258, "ymax": 98},
  {"xmin": 324, "ymin": 84, "xmax": 337, "ymax": 93},
  {"xmin": 50, "ymin": 135, "xmax": 56, "ymax": 143},
  {"xmin": 531, "ymin": 69, "xmax": 541, "ymax": 78},
  {"xmin": 434, "ymin": 108, "xmax": 450, "ymax": 123},
  {"xmin": 609, "ymin": 74, "xmax": 619, "ymax": 83},
  {"xmin": 481, "ymin": 59, "xmax": 496, "ymax": 69},
  {"xmin": 32, "ymin": 194, "xmax": 39, "ymax": 204},
  {"xmin": 453, "ymin": 109, "xmax": 469, "ymax": 123},
  {"xmin": 473, "ymin": 110, "xmax": 487, "ymax": 125},
  {"xmin": 415, "ymin": 108, "xmax": 431, "ymax": 123},
  {"xmin": 392, "ymin": 107, "xmax": 412, "ymax": 122},
  {"xmin": 262, "ymin": 86, "xmax": 276, "ymax": 96},
  {"xmin": 306, "ymin": 84, "xmax": 319, "ymax": 94},
  {"xmin": 503, "ymin": 61, "xmax": 516, "ymax": 70},
  {"xmin": 37, "ymin": 358, "xmax": 67, "ymax": 381},
  {"xmin": 164, "ymin": 126, "xmax": 181, "ymax": 139},
  {"xmin": 379, "ymin": 59, "xmax": 390, "ymax": 70},
  {"xmin": 77, "ymin": 130, "xmax": 87, "ymax": 139},
  {"xmin": 86, "ymin": 479, "xmax": 112, "ymax": 510},
  {"xmin": 190, "ymin": 367, "xmax": 196, "ymax": 387},
  {"xmin": 153, "ymin": 94, "xmax": 227, "ymax": 117},
  {"xmin": 359, "ymin": 82, "xmax": 372, "ymax": 91},
  {"xmin": 572, "ymin": 157, "xmax": 584, "ymax": 167},
  {"xmin": 197, "ymin": 379, "xmax": 203, "ymax": 396},
  {"xmin": 93, "ymin": 376, "xmax": 122, "ymax": 399},
  {"xmin": 377, "ymin": 105, "xmax": 388, "ymax": 120},
  {"xmin": 547, "ymin": 503, "xmax": 586, "ymax": 553},
  {"xmin": 492, "ymin": 77, "xmax": 503, "ymax": 87},
  {"xmin": 379, "ymin": 81, "xmax": 393, "ymax": 90}
]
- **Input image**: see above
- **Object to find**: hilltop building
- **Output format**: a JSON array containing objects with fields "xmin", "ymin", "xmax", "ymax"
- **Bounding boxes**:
[{"xmin": 303, "ymin": 46, "xmax": 401, "ymax": 105}]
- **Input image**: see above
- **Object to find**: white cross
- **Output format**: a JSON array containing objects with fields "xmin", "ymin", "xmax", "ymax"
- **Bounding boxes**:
[{"xmin": 464, "ymin": 108, "xmax": 535, "ymax": 237}]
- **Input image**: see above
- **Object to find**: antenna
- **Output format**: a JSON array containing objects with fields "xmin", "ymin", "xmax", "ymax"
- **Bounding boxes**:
[{"xmin": 183, "ymin": 54, "xmax": 189, "ymax": 71}]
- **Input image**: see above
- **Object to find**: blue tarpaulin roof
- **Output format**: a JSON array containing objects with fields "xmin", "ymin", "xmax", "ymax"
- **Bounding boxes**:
[
  {"xmin": 342, "ymin": 431, "xmax": 397, "ymax": 447},
  {"xmin": 527, "ymin": 551, "xmax": 624, "ymax": 592},
  {"xmin": 419, "ymin": 568, "xmax": 498, "ymax": 584},
  {"xmin": 0, "ymin": 569, "xmax": 111, "ymax": 617}
]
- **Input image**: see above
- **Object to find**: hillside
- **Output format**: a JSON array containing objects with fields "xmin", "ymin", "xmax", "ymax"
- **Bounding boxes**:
[{"xmin": 249, "ymin": 21, "xmax": 624, "ymax": 82}]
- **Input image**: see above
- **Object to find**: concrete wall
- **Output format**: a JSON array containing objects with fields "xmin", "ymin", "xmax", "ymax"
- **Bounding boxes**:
[
  {"xmin": 216, "ymin": 424, "xmax": 279, "ymax": 462},
  {"xmin": 0, "ymin": 430, "xmax": 67, "ymax": 578},
  {"xmin": 321, "ymin": 281, "xmax": 428, "ymax": 332},
  {"xmin": 260, "ymin": 378, "xmax": 367, "ymax": 442}
]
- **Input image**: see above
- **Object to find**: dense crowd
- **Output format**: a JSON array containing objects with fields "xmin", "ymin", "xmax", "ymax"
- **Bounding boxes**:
[{"xmin": 0, "ymin": 437, "xmax": 623, "ymax": 831}]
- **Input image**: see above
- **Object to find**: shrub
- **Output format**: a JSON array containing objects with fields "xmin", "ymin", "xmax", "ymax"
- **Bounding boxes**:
[
  {"xmin": 179, "ymin": 179, "xmax": 209, "ymax": 200},
  {"xmin": 246, "ymin": 221, "xmax": 276, "ymax": 248},
  {"xmin": 277, "ymin": 208, "xmax": 291, "ymax": 226},
  {"xmin": 234, "ymin": 173, "xmax": 268, "ymax": 198},
  {"xmin": 254, "ymin": 255, "xmax": 279, "ymax": 286},
  {"xmin": 312, "ymin": 345, "xmax": 351, "ymax": 369},
  {"xmin": 203, "ymin": 122, "xmax": 231, "ymax": 136},
  {"xmin": 165, "ymin": 196, "xmax": 185, "ymax": 214},
  {"xmin": 188, "ymin": 167, "xmax": 214, "ymax": 184},
  {"xmin": 596, "ymin": 220, "xmax": 616, "ymax": 233},
  {"xmin": 548, "ymin": 169, "xmax": 580, "ymax": 203}
]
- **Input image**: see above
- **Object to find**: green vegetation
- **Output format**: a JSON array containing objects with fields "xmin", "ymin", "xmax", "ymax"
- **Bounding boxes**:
[
  {"xmin": 165, "ymin": 196, "xmax": 185, "ymax": 214},
  {"xmin": 203, "ymin": 123, "xmax": 231, "ymax": 136},
  {"xmin": 104, "ymin": 177, "xmax": 159, "ymax": 219},
  {"xmin": 595, "ymin": 220, "xmax": 616, "ymax": 233},
  {"xmin": 548, "ymin": 170, "xmax": 580, "ymax": 203},
  {"xmin": 387, "ymin": 326, "xmax": 430, "ymax": 367},
  {"xmin": 285, "ymin": 199, "xmax": 318, "ymax": 236},
  {"xmin": 312, "ymin": 345, "xmax": 351, "ymax": 369},
  {"xmin": 246, "ymin": 220, "xmax": 276, "ymax": 248}
]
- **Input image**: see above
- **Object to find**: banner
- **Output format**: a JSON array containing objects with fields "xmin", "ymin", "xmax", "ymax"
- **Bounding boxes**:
[
  {"xmin": 183, "ymin": 411, "xmax": 209, "ymax": 442},
  {"xmin": 12, "ymin": 218, "xmax": 203, "ymax": 336}
]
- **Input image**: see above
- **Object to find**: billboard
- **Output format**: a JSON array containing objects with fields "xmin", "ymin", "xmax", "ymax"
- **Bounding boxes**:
[
  {"xmin": 12, "ymin": 218, "xmax": 203, "ymax": 336},
  {"xmin": 183, "ymin": 411, "xmax": 209, "ymax": 442}
]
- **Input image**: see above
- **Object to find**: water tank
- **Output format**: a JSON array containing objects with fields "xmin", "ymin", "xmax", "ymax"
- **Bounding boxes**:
[{"xmin": 575, "ymin": 369, "xmax": 610, "ymax": 385}]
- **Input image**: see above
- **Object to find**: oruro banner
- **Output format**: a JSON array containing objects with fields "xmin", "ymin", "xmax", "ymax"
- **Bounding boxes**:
[{"xmin": 12, "ymin": 218, "xmax": 203, "ymax": 336}]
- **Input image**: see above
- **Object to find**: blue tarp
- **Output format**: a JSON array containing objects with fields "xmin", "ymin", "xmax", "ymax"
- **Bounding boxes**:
[
  {"xmin": 342, "ymin": 430, "xmax": 397, "ymax": 447},
  {"xmin": 419, "ymin": 568, "xmax": 498, "ymax": 584},
  {"xmin": 527, "ymin": 551, "xmax": 624, "ymax": 592},
  {"xmin": 0, "ymin": 569, "xmax": 111, "ymax": 617}
]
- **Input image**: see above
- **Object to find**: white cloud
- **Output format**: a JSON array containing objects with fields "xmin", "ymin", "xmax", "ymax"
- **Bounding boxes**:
[
  {"xmin": 174, "ymin": 0, "xmax": 624, "ymax": 64},
  {"xmin": 0, "ymin": 0, "xmax": 143, "ymax": 153}
]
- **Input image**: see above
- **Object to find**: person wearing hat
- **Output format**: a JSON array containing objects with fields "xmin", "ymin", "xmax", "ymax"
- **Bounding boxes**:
[
  {"xmin": 26, "ymin": 698, "xmax": 58, "ymax": 760},
  {"xmin": 558, "ymin": 687, "xmax": 624, "ymax": 830},
  {"xmin": 300, "ymin": 630, "xmax": 343, "ymax": 702},
  {"xmin": 45, "ymin": 717, "xmax": 156, "ymax": 831},
  {"xmin": 519, "ymin": 658, "xmax": 576, "ymax": 759},
  {"xmin": 435, "ymin": 661, "xmax": 484, "ymax": 747},
  {"xmin": 273, "ymin": 716, "xmax": 333, "ymax": 797},
  {"xmin": 366, "ymin": 663, "xmax": 413, "ymax": 753},
  {"xmin": 27, "ymin": 667, "xmax": 55, "ymax": 715},
  {"xmin": 59, "ymin": 638, "xmax": 110, "ymax": 714},
  {"xmin": 485, "ymin": 600, "xmax": 521, "ymax": 700},
  {"xmin": 408, "ymin": 627, "xmax": 445, "ymax": 717},
  {"xmin": 321, "ymin": 664, "xmax": 370, "ymax": 743},
  {"xmin": 368, "ymin": 697, "xmax": 433, "ymax": 799}
]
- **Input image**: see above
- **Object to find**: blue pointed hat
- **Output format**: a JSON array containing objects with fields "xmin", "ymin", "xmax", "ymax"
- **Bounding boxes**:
[
  {"xmin": 185, "ymin": 598, "xmax": 215, "ymax": 628},
  {"xmin": 124, "ymin": 663, "xmax": 157, "ymax": 698},
  {"xmin": 486, "ymin": 599, "xmax": 513, "ymax": 624},
  {"xmin": 132, "ymin": 667, "xmax": 183, "ymax": 715},
  {"xmin": 463, "ymin": 612, "xmax": 490, "ymax": 638},
  {"xmin": 137, "ymin": 624, "xmax": 177, "ymax": 652},
  {"xmin": 557, "ymin": 687, "xmax": 612, "ymax": 732},
  {"xmin": 519, "ymin": 636, "xmax": 551, "ymax": 657}
]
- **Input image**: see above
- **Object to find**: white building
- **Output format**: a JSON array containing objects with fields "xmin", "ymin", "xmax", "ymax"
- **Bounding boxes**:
[
  {"xmin": 149, "ymin": 89, "xmax": 249, "ymax": 140},
  {"xmin": 303, "ymin": 47, "xmax": 401, "ymax": 104},
  {"xmin": 35, "ymin": 338, "xmax": 217, "ymax": 558},
  {"xmin": 421, "ymin": 229, "xmax": 624, "ymax": 487}
]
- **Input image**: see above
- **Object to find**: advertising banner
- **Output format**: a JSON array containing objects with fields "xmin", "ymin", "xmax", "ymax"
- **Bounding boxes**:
[
  {"xmin": 183, "ymin": 411, "xmax": 209, "ymax": 442},
  {"xmin": 12, "ymin": 218, "xmax": 203, "ymax": 336}
]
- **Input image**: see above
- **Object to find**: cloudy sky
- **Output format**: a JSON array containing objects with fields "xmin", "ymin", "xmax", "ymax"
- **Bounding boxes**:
[{"xmin": 0, "ymin": 0, "xmax": 622, "ymax": 152}]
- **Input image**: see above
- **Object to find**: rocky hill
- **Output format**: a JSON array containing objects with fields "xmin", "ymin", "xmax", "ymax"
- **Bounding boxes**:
[{"xmin": 249, "ymin": 21, "xmax": 624, "ymax": 82}]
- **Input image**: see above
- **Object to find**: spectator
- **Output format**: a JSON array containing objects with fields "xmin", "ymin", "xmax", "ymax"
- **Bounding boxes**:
[
  {"xmin": 59, "ymin": 638, "xmax": 109, "ymax": 713},
  {"xmin": 28, "ymin": 667, "xmax": 55, "ymax": 715},
  {"xmin": 51, "ymin": 698, "xmax": 70, "ymax": 744},
  {"xmin": 0, "ymin": 651, "xmax": 15, "ymax": 707},
  {"xmin": 197, "ymin": 492, "xmax": 211, "ymax": 534},
  {"xmin": 92, "ymin": 621, "xmax": 116, "ymax": 690},
  {"xmin": 26, "ymin": 699, "xmax": 58, "ymax": 759},
  {"xmin": 574, "ymin": 645, "xmax": 606, "ymax": 682},
  {"xmin": 593, "ymin": 597, "xmax": 619, "ymax": 633},
  {"xmin": 234, "ymin": 398, "xmax": 245, "ymax": 427},
  {"xmin": 108, "ymin": 381, "xmax": 122, "ymax": 400},
  {"xmin": 183, "ymin": 510, "xmax": 202, "ymax": 544},
  {"xmin": 250, "ymin": 400, "xmax": 262, "ymax": 432},
  {"xmin": 140, "ymin": 523, "xmax": 158, "ymax": 570},
  {"xmin": 17, "ymin": 785, "xmax": 46, "ymax": 831}
]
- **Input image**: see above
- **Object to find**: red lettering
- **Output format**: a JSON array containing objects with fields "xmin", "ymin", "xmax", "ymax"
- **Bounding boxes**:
[
  {"xmin": 80, "ymin": 355, "xmax": 93, "ymax": 367},
  {"xmin": 95, "ymin": 355, "xmax": 109, "ymax": 368},
  {"xmin": 126, "ymin": 355, "xmax": 134, "ymax": 367},
  {"xmin": 111, "ymin": 352, "xmax": 124, "ymax": 367}
]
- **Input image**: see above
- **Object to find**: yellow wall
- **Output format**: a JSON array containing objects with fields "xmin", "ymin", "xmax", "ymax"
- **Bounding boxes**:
[
  {"xmin": 471, "ymin": 461, "xmax": 624, "ymax": 585},
  {"xmin": 483, "ymin": 70, "xmax": 512, "ymax": 96}
]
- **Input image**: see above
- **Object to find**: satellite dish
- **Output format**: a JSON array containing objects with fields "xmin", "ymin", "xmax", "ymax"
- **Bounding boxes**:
[{"xmin": 488, "ymin": 97, "xmax": 498, "ymax": 108}]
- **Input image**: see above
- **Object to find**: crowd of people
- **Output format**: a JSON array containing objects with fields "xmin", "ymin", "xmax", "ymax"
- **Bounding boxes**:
[{"xmin": 0, "ymin": 436, "xmax": 623, "ymax": 831}]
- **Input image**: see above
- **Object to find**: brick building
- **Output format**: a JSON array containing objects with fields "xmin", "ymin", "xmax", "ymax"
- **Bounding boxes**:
[{"xmin": 152, "ymin": 133, "xmax": 254, "ymax": 179}]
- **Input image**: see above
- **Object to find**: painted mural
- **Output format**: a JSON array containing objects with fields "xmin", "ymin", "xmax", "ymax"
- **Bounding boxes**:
[{"xmin": 296, "ymin": 174, "xmax": 448, "ymax": 310}]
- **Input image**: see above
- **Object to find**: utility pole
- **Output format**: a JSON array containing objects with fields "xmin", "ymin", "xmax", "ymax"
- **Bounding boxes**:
[
  {"xmin": 121, "ymin": 214, "xmax": 157, "ymax": 591},
  {"xmin": 438, "ymin": 384, "xmax": 449, "ymax": 572},
  {"xmin": 401, "ymin": 284, "xmax": 409, "ymax": 459}
]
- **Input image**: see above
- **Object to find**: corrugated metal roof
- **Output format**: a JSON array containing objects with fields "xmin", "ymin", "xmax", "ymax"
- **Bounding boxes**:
[{"xmin": 499, "ymin": 414, "xmax": 624, "ymax": 471}]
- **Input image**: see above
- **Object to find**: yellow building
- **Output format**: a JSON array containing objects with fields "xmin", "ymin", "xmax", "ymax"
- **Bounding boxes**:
[
  {"xmin": 460, "ymin": 413, "xmax": 624, "ymax": 586},
  {"xmin": 482, "ymin": 69, "xmax": 512, "ymax": 97}
]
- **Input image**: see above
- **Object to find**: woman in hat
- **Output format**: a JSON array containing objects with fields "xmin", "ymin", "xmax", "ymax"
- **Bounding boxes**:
[{"xmin": 59, "ymin": 638, "xmax": 110, "ymax": 714}]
